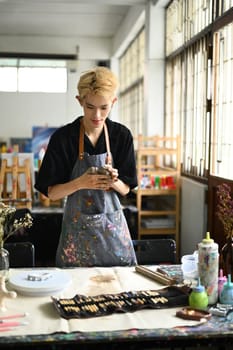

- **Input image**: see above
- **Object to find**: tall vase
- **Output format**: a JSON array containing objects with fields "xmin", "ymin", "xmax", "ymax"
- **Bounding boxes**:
[
  {"xmin": 0, "ymin": 247, "xmax": 9, "ymax": 280},
  {"xmin": 221, "ymin": 237, "xmax": 233, "ymax": 281},
  {"xmin": 0, "ymin": 220, "xmax": 9, "ymax": 280}
]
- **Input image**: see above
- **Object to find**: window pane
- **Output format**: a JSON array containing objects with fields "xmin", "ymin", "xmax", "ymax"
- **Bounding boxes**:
[
  {"xmin": 165, "ymin": 36, "xmax": 209, "ymax": 178},
  {"xmin": 211, "ymin": 24, "xmax": 233, "ymax": 180},
  {"xmin": 18, "ymin": 67, "xmax": 67, "ymax": 92},
  {"xmin": 119, "ymin": 28, "xmax": 145, "ymax": 135},
  {"xmin": 0, "ymin": 67, "xmax": 17, "ymax": 91},
  {"xmin": 19, "ymin": 59, "xmax": 66, "ymax": 67},
  {"xmin": 0, "ymin": 58, "xmax": 18, "ymax": 67}
]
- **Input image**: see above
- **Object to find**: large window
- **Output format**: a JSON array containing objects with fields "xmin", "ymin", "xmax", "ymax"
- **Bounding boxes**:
[
  {"xmin": 165, "ymin": 1, "xmax": 233, "ymax": 181},
  {"xmin": 118, "ymin": 28, "xmax": 145, "ymax": 136},
  {"xmin": 211, "ymin": 23, "xmax": 233, "ymax": 179},
  {"xmin": 165, "ymin": 37, "xmax": 210, "ymax": 178},
  {"xmin": 0, "ymin": 58, "xmax": 67, "ymax": 93}
]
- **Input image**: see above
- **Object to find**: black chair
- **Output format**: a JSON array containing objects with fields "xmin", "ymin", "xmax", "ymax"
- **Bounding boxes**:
[
  {"xmin": 133, "ymin": 238, "xmax": 176, "ymax": 265},
  {"xmin": 4, "ymin": 242, "xmax": 35, "ymax": 267}
]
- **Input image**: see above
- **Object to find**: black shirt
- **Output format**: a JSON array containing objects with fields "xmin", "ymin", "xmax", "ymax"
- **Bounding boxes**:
[{"xmin": 35, "ymin": 117, "xmax": 138, "ymax": 196}]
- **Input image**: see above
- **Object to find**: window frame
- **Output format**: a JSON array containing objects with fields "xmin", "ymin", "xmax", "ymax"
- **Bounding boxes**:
[{"xmin": 0, "ymin": 56, "xmax": 70, "ymax": 93}]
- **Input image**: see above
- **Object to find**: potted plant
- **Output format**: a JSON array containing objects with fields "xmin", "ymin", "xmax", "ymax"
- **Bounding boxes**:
[{"xmin": 216, "ymin": 183, "xmax": 233, "ymax": 277}]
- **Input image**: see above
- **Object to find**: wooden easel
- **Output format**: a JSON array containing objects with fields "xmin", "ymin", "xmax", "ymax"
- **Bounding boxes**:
[{"xmin": 0, "ymin": 145, "xmax": 32, "ymax": 209}]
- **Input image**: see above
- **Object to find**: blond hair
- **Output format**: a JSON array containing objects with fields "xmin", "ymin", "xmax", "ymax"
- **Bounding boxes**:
[{"xmin": 77, "ymin": 66, "xmax": 118, "ymax": 99}]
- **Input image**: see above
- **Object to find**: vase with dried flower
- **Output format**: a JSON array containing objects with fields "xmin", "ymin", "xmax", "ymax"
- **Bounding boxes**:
[
  {"xmin": 0, "ymin": 203, "xmax": 33, "ymax": 278},
  {"xmin": 216, "ymin": 183, "xmax": 233, "ymax": 279}
]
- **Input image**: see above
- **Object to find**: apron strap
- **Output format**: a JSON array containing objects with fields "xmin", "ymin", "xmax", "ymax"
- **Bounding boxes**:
[
  {"xmin": 79, "ymin": 119, "xmax": 112, "ymax": 165},
  {"xmin": 103, "ymin": 123, "xmax": 112, "ymax": 165},
  {"xmin": 79, "ymin": 119, "xmax": 85, "ymax": 160}
]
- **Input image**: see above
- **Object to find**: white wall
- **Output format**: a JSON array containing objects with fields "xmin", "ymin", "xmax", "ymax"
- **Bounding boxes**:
[
  {"xmin": 0, "ymin": 59, "xmax": 96, "ymax": 142},
  {"xmin": 144, "ymin": 2, "xmax": 165, "ymax": 136},
  {"xmin": 0, "ymin": 30, "xmax": 114, "ymax": 143},
  {"xmin": 0, "ymin": 7, "xmax": 145, "ymax": 144},
  {"xmin": 0, "ymin": 35, "xmax": 112, "ymax": 60},
  {"xmin": 180, "ymin": 177, "xmax": 208, "ymax": 257},
  {"xmin": 0, "ymin": 3, "xmax": 167, "ymax": 143}
]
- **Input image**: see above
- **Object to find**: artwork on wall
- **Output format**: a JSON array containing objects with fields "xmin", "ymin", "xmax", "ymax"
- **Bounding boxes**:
[
  {"xmin": 32, "ymin": 126, "xmax": 58, "ymax": 169},
  {"xmin": 10, "ymin": 138, "xmax": 32, "ymax": 153}
]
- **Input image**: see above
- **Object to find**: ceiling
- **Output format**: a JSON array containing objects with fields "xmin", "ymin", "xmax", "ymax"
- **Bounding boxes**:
[{"xmin": 0, "ymin": 0, "xmax": 148, "ymax": 39}]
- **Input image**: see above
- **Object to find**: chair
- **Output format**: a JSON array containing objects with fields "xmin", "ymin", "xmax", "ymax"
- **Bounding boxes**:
[
  {"xmin": 133, "ymin": 238, "xmax": 176, "ymax": 265},
  {"xmin": 4, "ymin": 242, "xmax": 35, "ymax": 267}
]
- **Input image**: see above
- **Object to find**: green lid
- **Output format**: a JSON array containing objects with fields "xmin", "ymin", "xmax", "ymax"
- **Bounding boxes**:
[{"xmin": 202, "ymin": 231, "xmax": 214, "ymax": 244}]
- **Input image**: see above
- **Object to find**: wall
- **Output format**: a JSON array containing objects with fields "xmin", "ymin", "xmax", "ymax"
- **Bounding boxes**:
[
  {"xmin": 180, "ymin": 177, "xmax": 208, "ymax": 256},
  {"xmin": 0, "ymin": 3, "xmax": 166, "ymax": 144},
  {"xmin": 0, "ymin": 5, "xmax": 145, "ymax": 144},
  {"xmin": 144, "ymin": 1, "xmax": 165, "ymax": 136},
  {"xmin": 0, "ymin": 59, "xmax": 96, "ymax": 143},
  {"xmin": 0, "ymin": 35, "xmax": 112, "ymax": 60}
]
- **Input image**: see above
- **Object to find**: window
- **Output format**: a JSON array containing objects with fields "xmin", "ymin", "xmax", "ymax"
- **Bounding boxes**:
[
  {"xmin": 0, "ymin": 58, "xmax": 67, "ymax": 93},
  {"xmin": 165, "ymin": 1, "xmax": 233, "ymax": 181},
  {"xmin": 165, "ymin": 36, "xmax": 210, "ymax": 178},
  {"xmin": 119, "ymin": 28, "xmax": 145, "ymax": 136},
  {"xmin": 0, "ymin": 67, "xmax": 17, "ymax": 91},
  {"xmin": 210, "ymin": 23, "xmax": 233, "ymax": 179}
]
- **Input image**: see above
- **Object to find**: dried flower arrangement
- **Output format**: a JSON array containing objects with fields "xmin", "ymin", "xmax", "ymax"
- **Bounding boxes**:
[
  {"xmin": 0, "ymin": 203, "xmax": 33, "ymax": 248},
  {"xmin": 216, "ymin": 183, "xmax": 233, "ymax": 240}
]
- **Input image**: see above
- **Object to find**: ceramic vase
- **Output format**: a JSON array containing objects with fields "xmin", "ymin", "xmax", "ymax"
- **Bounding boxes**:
[{"xmin": 0, "ymin": 247, "xmax": 9, "ymax": 280}]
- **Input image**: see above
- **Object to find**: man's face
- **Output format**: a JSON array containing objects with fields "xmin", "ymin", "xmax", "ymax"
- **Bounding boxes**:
[{"xmin": 77, "ymin": 93, "xmax": 116, "ymax": 130}]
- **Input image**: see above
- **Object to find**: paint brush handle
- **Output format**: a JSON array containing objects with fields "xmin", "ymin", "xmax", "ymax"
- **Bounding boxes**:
[{"xmin": 0, "ymin": 321, "xmax": 28, "ymax": 327}]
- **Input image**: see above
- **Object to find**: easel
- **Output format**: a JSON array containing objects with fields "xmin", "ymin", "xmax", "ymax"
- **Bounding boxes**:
[{"xmin": 0, "ymin": 145, "xmax": 32, "ymax": 209}]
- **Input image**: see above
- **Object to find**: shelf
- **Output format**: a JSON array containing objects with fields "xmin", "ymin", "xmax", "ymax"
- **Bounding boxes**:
[
  {"xmin": 139, "ymin": 210, "xmax": 177, "ymax": 216},
  {"xmin": 138, "ymin": 228, "xmax": 177, "ymax": 235},
  {"xmin": 134, "ymin": 188, "xmax": 177, "ymax": 195},
  {"xmin": 135, "ymin": 135, "xmax": 180, "ymax": 260}
]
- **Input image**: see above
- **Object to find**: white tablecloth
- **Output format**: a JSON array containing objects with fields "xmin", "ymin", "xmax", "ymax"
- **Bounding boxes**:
[{"xmin": 1, "ymin": 266, "xmax": 199, "ymax": 337}]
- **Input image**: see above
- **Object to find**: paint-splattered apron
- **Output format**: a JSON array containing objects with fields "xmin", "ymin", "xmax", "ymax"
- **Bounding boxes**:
[{"xmin": 56, "ymin": 121, "xmax": 137, "ymax": 267}]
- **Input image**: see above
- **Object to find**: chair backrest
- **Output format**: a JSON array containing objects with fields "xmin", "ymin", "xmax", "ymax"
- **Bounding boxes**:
[
  {"xmin": 4, "ymin": 242, "xmax": 35, "ymax": 267},
  {"xmin": 133, "ymin": 238, "xmax": 176, "ymax": 265}
]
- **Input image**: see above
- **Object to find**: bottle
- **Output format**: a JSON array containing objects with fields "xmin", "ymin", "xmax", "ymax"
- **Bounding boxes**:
[
  {"xmin": 218, "ymin": 269, "xmax": 227, "ymax": 299},
  {"xmin": 189, "ymin": 278, "xmax": 208, "ymax": 309},
  {"xmin": 198, "ymin": 232, "xmax": 219, "ymax": 305},
  {"xmin": 219, "ymin": 274, "xmax": 233, "ymax": 305}
]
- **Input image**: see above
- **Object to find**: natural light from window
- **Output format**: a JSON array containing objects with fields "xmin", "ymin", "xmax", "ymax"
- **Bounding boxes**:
[{"xmin": 0, "ymin": 59, "xmax": 67, "ymax": 93}]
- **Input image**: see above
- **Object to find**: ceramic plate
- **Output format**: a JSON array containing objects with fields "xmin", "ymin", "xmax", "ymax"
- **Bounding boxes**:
[{"xmin": 8, "ymin": 269, "xmax": 72, "ymax": 297}]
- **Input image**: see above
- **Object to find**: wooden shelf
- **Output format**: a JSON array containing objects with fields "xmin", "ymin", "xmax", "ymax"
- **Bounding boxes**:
[
  {"xmin": 135, "ymin": 135, "xmax": 181, "ymax": 260},
  {"xmin": 133, "ymin": 188, "xmax": 177, "ymax": 195}
]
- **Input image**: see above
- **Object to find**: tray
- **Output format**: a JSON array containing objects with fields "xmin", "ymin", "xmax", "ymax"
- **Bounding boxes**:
[
  {"xmin": 176, "ymin": 307, "xmax": 211, "ymax": 321},
  {"xmin": 8, "ymin": 269, "xmax": 72, "ymax": 297}
]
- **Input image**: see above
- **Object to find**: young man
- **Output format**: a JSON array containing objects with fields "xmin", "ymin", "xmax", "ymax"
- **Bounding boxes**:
[{"xmin": 35, "ymin": 66, "xmax": 138, "ymax": 267}]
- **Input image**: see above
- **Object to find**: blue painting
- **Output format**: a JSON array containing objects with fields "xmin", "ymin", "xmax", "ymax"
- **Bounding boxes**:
[{"xmin": 32, "ymin": 126, "xmax": 57, "ymax": 168}]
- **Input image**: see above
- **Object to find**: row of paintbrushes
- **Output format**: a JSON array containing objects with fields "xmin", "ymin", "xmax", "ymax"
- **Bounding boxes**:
[{"xmin": 0, "ymin": 313, "xmax": 28, "ymax": 332}]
